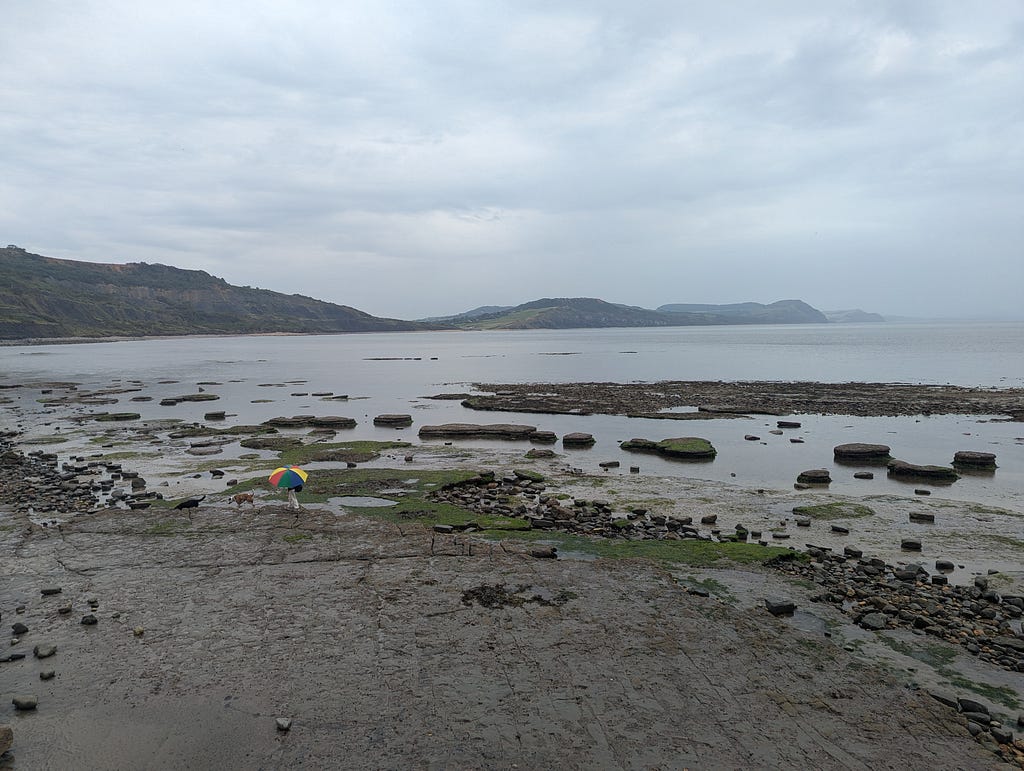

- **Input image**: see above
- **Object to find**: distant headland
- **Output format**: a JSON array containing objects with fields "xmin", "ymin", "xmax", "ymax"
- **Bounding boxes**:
[{"xmin": 0, "ymin": 245, "xmax": 882, "ymax": 341}]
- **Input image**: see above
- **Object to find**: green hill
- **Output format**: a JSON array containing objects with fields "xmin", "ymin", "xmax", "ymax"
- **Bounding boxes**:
[
  {"xmin": 0, "ymin": 246, "xmax": 438, "ymax": 339},
  {"xmin": 451, "ymin": 297, "xmax": 829, "ymax": 329}
]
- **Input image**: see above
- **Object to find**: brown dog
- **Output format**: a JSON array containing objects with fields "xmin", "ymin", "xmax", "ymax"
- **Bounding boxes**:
[{"xmin": 232, "ymin": 493, "xmax": 255, "ymax": 508}]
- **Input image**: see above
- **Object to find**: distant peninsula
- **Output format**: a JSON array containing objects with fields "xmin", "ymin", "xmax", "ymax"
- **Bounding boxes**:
[
  {"xmin": 0, "ymin": 246, "xmax": 883, "ymax": 341},
  {"xmin": 426, "ymin": 297, "xmax": 869, "ymax": 329}
]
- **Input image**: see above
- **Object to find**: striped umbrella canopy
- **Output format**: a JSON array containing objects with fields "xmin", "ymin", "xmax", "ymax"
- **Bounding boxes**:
[{"xmin": 268, "ymin": 465, "xmax": 308, "ymax": 489}]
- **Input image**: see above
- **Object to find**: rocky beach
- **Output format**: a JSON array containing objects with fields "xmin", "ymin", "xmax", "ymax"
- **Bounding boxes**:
[{"xmin": 2, "ymin": 371, "xmax": 1024, "ymax": 769}]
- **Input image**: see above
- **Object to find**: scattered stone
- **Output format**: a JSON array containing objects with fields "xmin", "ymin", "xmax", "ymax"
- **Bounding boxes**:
[
  {"xmin": 525, "ymin": 448, "xmax": 555, "ymax": 459},
  {"xmin": 744, "ymin": 434, "xmax": 760, "ymax": 441},
  {"xmin": 909, "ymin": 512, "xmax": 935, "ymax": 523},
  {"xmin": 901, "ymin": 539, "xmax": 922, "ymax": 552},
  {"xmin": 0, "ymin": 723, "xmax": 11, "ymax": 754},
  {"xmin": 914, "ymin": 489, "xmax": 931, "ymax": 496},
  {"xmin": 57, "ymin": 604, "xmax": 72, "ymax": 615},
  {"xmin": 598, "ymin": 460, "xmax": 620, "ymax": 469},
  {"xmin": 562, "ymin": 432, "xmax": 595, "ymax": 447},
  {"xmin": 40, "ymin": 586, "xmax": 62, "ymax": 596},
  {"xmin": 620, "ymin": 437, "xmax": 716, "ymax": 460},
  {"xmin": 134, "ymin": 627, "xmax": 145, "ymax": 637},
  {"xmin": 419, "ymin": 423, "xmax": 539, "ymax": 440},
  {"xmin": 789, "ymin": 438, "xmax": 804, "ymax": 444},
  {"xmin": 777, "ymin": 421, "xmax": 802, "ymax": 429},
  {"xmin": 81, "ymin": 614, "xmax": 98, "ymax": 626},
  {"xmin": 833, "ymin": 443, "xmax": 891, "ymax": 460},
  {"xmin": 373, "ymin": 414, "xmax": 413, "ymax": 427},
  {"xmin": 952, "ymin": 451, "xmax": 997, "ymax": 469},
  {"xmin": 858, "ymin": 612, "xmax": 889, "ymax": 631},
  {"xmin": 958, "ymin": 697, "xmax": 989, "ymax": 716},
  {"xmin": 276, "ymin": 717, "xmax": 293, "ymax": 732},
  {"xmin": 530, "ymin": 547, "xmax": 557, "ymax": 559},
  {"xmin": 853, "ymin": 471, "xmax": 874, "ymax": 480},
  {"xmin": 39, "ymin": 670, "xmax": 55, "ymax": 681},
  {"xmin": 831, "ymin": 525, "xmax": 849, "ymax": 535},
  {"xmin": 887, "ymin": 459, "xmax": 958, "ymax": 482},
  {"xmin": 432, "ymin": 525, "xmax": 454, "ymax": 534},
  {"xmin": 765, "ymin": 599, "xmax": 796, "ymax": 617},
  {"xmin": 11, "ymin": 695, "xmax": 37, "ymax": 711},
  {"xmin": 33, "ymin": 644, "xmax": 56, "ymax": 659},
  {"xmin": 796, "ymin": 469, "xmax": 831, "ymax": 484},
  {"xmin": 11, "ymin": 622, "xmax": 28, "ymax": 635}
]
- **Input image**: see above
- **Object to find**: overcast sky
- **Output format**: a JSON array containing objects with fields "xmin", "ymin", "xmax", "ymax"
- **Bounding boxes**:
[{"xmin": 2, "ymin": 1, "xmax": 1022, "ymax": 319}]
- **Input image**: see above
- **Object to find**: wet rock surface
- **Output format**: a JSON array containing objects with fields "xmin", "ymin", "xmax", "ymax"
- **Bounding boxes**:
[
  {"xmin": 463, "ymin": 380, "xmax": 1024, "ymax": 419},
  {"xmin": 0, "ymin": 503, "xmax": 1010, "ymax": 769},
  {"xmin": 774, "ymin": 550, "xmax": 1024, "ymax": 674},
  {"xmin": 418, "ymin": 423, "xmax": 542, "ymax": 440}
]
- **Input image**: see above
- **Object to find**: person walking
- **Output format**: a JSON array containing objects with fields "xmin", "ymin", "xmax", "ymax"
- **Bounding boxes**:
[{"xmin": 287, "ymin": 484, "xmax": 302, "ymax": 511}]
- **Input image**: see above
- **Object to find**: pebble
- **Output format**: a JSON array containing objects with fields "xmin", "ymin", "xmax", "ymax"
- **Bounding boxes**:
[
  {"xmin": 81, "ymin": 614, "xmax": 98, "ymax": 626},
  {"xmin": 40, "ymin": 586, "xmax": 62, "ymax": 596},
  {"xmin": 276, "ymin": 717, "xmax": 293, "ymax": 732},
  {"xmin": 11, "ymin": 622, "xmax": 28, "ymax": 635},
  {"xmin": 33, "ymin": 643, "xmax": 57, "ymax": 659},
  {"xmin": 11, "ymin": 694, "xmax": 38, "ymax": 711},
  {"xmin": 39, "ymin": 670, "xmax": 55, "ymax": 681}
]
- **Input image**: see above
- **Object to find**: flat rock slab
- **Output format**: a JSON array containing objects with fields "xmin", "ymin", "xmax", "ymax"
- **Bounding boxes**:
[
  {"xmin": 834, "ymin": 443, "xmax": 891, "ymax": 459},
  {"xmin": 418, "ymin": 423, "xmax": 539, "ymax": 440},
  {"xmin": 952, "ymin": 451, "xmax": 997, "ymax": 468},
  {"xmin": 373, "ymin": 414, "xmax": 413, "ymax": 426},
  {"xmin": 0, "ymin": 502, "xmax": 1005, "ymax": 769},
  {"xmin": 887, "ymin": 460, "xmax": 959, "ymax": 482},
  {"xmin": 796, "ymin": 469, "xmax": 831, "ymax": 484}
]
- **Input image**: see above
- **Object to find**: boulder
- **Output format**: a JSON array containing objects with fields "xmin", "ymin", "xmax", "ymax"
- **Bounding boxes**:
[
  {"xmin": 887, "ymin": 460, "xmax": 958, "ymax": 482},
  {"xmin": 765, "ymin": 599, "xmax": 796, "ymax": 617},
  {"xmin": 952, "ymin": 451, "xmax": 997, "ymax": 469},
  {"xmin": 858, "ymin": 612, "xmax": 888, "ymax": 631},
  {"xmin": 620, "ymin": 437, "xmax": 716, "ymax": 460},
  {"xmin": 373, "ymin": 414, "xmax": 413, "ymax": 427},
  {"xmin": 525, "ymin": 448, "xmax": 556, "ymax": 459},
  {"xmin": 529, "ymin": 431, "xmax": 558, "ymax": 444},
  {"xmin": 562, "ymin": 432, "xmax": 595, "ymax": 447},
  {"xmin": 833, "ymin": 443, "xmax": 891, "ymax": 460},
  {"xmin": 796, "ymin": 469, "xmax": 831, "ymax": 484},
  {"xmin": 11, "ymin": 695, "xmax": 37, "ymax": 711}
]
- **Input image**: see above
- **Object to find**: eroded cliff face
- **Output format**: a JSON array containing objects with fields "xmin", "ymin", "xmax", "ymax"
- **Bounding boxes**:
[{"xmin": 0, "ymin": 246, "xmax": 433, "ymax": 339}]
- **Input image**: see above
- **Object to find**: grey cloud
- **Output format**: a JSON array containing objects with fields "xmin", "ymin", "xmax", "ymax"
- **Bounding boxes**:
[{"xmin": 1, "ymin": 1, "xmax": 1022, "ymax": 319}]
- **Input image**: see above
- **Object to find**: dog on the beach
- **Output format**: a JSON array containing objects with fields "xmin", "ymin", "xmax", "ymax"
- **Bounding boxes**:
[{"xmin": 232, "ymin": 492, "xmax": 256, "ymax": 508}]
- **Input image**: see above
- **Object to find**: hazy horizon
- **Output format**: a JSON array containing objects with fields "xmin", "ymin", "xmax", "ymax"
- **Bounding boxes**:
[{"xmin": 2, "ymin": 2, "xmax": 1022, "ymax": 319}]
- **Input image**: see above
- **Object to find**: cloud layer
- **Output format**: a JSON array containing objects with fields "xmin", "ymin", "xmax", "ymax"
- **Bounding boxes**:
[{"xmin": 2, "ymin": 1, "xmax": 1022, "ymax": 318}]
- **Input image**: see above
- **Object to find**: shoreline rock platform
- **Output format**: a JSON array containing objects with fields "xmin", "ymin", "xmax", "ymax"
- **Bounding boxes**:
[{"xmin": 0, "ymin": 503, "xmax": 1016, "ymax": 768}]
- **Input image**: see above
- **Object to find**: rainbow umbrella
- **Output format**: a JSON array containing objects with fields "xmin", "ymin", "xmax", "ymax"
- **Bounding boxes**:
[{"xmin": 268, "ymin": 465, "xmax": 308, "ymax": 489}]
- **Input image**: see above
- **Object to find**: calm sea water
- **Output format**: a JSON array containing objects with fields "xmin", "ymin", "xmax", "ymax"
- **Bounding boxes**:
[{"xmin": 2, "ymin": 322, "xmax": 1023, "ymax": 510}]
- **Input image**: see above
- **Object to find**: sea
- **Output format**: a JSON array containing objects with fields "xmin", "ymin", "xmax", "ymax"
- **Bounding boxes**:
[{"xmin": 1, "ymin": 321, "xmax": 1023, "ymax": 511}]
